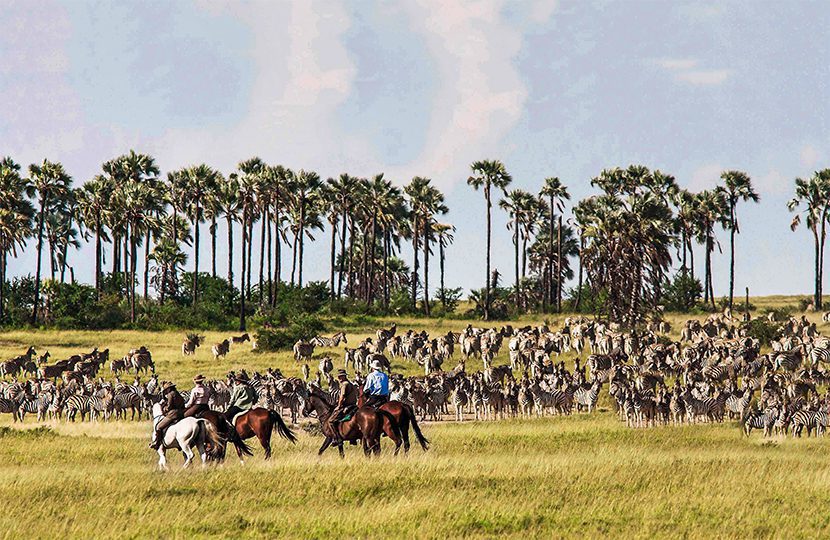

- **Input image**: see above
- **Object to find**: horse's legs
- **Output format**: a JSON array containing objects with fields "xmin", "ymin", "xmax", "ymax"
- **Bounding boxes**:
[
  {"xmin": 318, "ymin": 437, "xmax": 332, "ymax": 456},
  {"xmin": 235, "ymin": 442, "xmax": 245, "ymax": 465},
  {"xmin": 257, "ymin": 432, "xmax": 272, "ymax": 459},
  {"xmin": 157, "ymin": 448, "xmax": 168, "ymax": 470},
  {"xmin": 362, "ymin": 437, "xmax": 371, "ymax": 456},
  {"xmin": 400, "ymin": 417, "xmax": 411, "ymax": 453},
  {"xmin": 182, "ymin": 444, "xmax": 194, "ymax": 468},
  {"xmin": 196, "ymin": 442, "xmax": 207, "ymax": 467}
]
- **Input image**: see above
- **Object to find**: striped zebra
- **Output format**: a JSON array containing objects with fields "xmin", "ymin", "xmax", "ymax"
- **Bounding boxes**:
[
  {"xmin": 790, "ymin": 409, "xmax": 822, "ymax": 437},
  {"xmin": 725, "ymin": 389, "xmax": 754, "ymax": 420},
  {"xmin": 64, "ymin": 394, "xmax": 91, "ymax": 422},
  {"xmin": 809, "ymin": 346, "xmax": 830, "ymax": 367},
  {"xmin": 774, "ymin": 349, "xmax": 803, "ymax": 372},
  {"xmin": 573, "ymin": 380, "xmax": 602, "ymax": 413},
  {"xmin": 112, "ymin": 391, "xmax": 143, "ymax": 420},
  {"xmin": 0, "ymin": 396, "xmax": 20, "ymax": 421},
  {"xmin": 681, "ymin": 390, "xmax": 726, "ymax": 423},
  {"xmin": 450, "ymin": 387, "xmax": 468, "ymax": 421},
  {"xmin": 311, "ymin": 332, "xmax": 348, "ymax": 348},
  {"xmin": 743, "ymin": 407, "xmax": 779, "ymax": 436},
  {"xmin": 18, "ymin": 393, "xmax": 52, "ymax": 422}
]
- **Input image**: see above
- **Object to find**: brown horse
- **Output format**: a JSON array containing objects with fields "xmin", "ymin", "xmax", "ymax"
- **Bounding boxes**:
[
  {"xmin": 199, "ymin": 408, "xmax": 296, "ymax": 461},
  {"xmin": 303, "ymin": 388, "xmax": 401, "ymax": 457},
  {"xmin": 358, "ymin": 388, "xmax": 429, "ymax": 453}
]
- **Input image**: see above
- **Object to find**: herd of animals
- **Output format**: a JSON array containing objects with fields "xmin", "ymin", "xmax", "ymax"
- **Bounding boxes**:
[{"xmin": 2, "ymin": 310, "xmax": 830, "ymax": 453}]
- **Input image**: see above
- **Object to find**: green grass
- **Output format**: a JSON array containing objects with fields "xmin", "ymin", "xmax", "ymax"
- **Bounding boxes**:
[{"xmin": 0, "ymin": 295, "xmax": 829, "ymax": 538}]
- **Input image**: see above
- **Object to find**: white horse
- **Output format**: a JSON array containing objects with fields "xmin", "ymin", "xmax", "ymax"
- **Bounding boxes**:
[{"xmin": 150, "ymin": 401, "xmax": 224, "ymax": 470}]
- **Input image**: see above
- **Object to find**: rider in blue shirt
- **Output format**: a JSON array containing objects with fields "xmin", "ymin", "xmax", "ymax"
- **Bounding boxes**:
[{"xmin": 363, "ymin": 360, "xmax": 389, "ymax": 407}]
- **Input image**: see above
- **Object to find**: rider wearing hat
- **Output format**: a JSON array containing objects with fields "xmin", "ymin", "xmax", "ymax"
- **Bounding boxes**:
[
  {"xmin": 363, "ymin": 360, "xmax": 390, "ymax": 408},
  {"xmin": 225, "ymin": 373, "xmax": 258, "ymax": 422},
  {"xmin": 183, "ymin": 374, "xmax": 212, "ymax": 418},
  {"xmin": 327, "ymin": 369, "xmax": 359, "ymax": 445},
  {"xmin": 149, "ymin": 381, "xmax": 186, "ymax": 449}
]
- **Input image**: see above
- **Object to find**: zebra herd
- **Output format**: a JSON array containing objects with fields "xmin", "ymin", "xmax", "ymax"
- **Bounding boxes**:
[{"xmin": 4, "ymin": 312, "xmax": 830, "ymax": 440}]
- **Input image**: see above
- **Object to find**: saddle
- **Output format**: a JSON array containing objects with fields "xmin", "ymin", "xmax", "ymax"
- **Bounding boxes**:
[
  {"xmin": 333, "ymin": 405, "xmax": 358, "ymax": 423},
  {"xmin": 231, "ymin": 409, "xmax": 250, "ymax": 425}
]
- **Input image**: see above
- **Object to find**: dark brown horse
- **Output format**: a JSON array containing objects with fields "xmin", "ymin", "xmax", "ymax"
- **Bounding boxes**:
[
  {"xmin": 358, "ymin": 387, "xmax": 429, "ymax": 453},
  {"xmin": 303, "ymin": 388, "xmax": 401, "ymax": 457},
  {"xmin": 199, "ymin": 408, "xmax": 296, "ymax": 461}
]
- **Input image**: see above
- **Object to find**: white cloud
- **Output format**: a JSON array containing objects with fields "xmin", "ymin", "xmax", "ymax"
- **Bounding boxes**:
[
  {"xmin": 689, "ymin": 163, "xmax": 722, "ymax": 191},
  {"xmin": 655, "ymin": 58, "xmax": 698, "ymax": 71},
  {"xmin": 801, "ymin": 144, "xmax": 820, "ymax": 169},
  {"xmin": 675, "ymin": 69, "xmax": 731, "ymax": 86},
  {"xmin": 529, "ymin": 0, "xmax": 559, "ymax": 23},
  {"xmin": 754, "ymin": 169, "xmax": 788, "ymax": 196}
]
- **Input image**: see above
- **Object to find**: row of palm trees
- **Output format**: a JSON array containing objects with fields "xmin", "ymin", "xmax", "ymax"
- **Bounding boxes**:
[{"xmin": 2, "ymin": 150, "xmax": 825, "ymax": 327}]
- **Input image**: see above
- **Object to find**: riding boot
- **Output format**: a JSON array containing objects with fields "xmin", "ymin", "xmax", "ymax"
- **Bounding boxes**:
[{"xmin": 149, "ymin": 429, "xmax": 163, "ymax": 449}]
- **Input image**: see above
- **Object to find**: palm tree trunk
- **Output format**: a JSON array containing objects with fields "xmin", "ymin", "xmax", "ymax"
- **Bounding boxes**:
[
  {"xmin": 820, "ymin": 217, "xmax": 827, "ymax": 310},
  {"xmin": 193, "ymin": 200, "xmax": 200, "ymax": 305},
  {"xmin": 814, "ymin": 229, "xmax": 821, "ymax": 310},
  {"xmin": 423, "ymin": 221, "xmax": 430, "ymax": 316},
  {"xmin": 411, "ymin": 217, "xmax": 419, "ymax": 310},
  {"xmin": 0, "ymin": 251, "xmax": 6, "ymax": 323},
  {"xmin": 112, "ymin": 232, "xmax": 119, "ymax": 282},
  {"xmin": 226, "ymin": 214, "xmax": 234, "ymax": 288},
  {"xmin": 259, "ymin": 209, "xmax": 266, "ymax": 304},
  {"xmin": 575, "ymin": 235, "xmax": 584, "ymax": 310},
  {"xmin": 729, "ymin": 204, "xmax": 735, "ymax": 309},
  {"xmin": 95, "ymin": 216, "xmax": 102, "ymax": 299},
  {"xmin": 556, "ymin": 215, "xmax": 563, "ymax": 312},
  {"xmin": 384, "ymin": 229, "xmax": 390, "ymax": 308},
  {"xmin": 211, "ymin": 217, "xmax": 217, "ymax": 279},
  {"xmin": 239, "ymin": 208, "xmax": 247, "ymax": 331},
  {"xmin": 368, "ymin": 212, "xmax": 377, "ymax": 305},
  {"xmin": 348, "ymin": 218, "xmax": 355, "ymax": 297},
  {"xmin": 246, "ymin": 220, "xmax": 253, "ymax": 299},
  {"xmin": 273, "ymin": 207, "xmax": 281, "ymax": 304},
  {"xmin": 130, "ymin": 231, "xmax": 137, "ymax": 322},
  {"xmin": 439, "ymin": 236, "xmax": 446, "ymax": 308},
  {"xmin": 329, "ymin": 216, "xmax": 337, "ymax": 301},
  {"xmin": 266, "ymin": 208, "xmax": 272, "ymax": 305},
  {"xmin": 299, "ymin": 200, "xmax": 306, "ymax": 288},
  {"xmin": 514, "ymin": 217, "xmax": 520, "ymax": 311},
  {"xmin": 338, "ymin": 209, "xmax": 347, "ymax": 298},
  {"xmin": 143, "ymin": 230, "xmax": 151, "ymax": 301},
  {"xmin": 31, "ymin": 196, "xmax": 47, "ymax": 325},
  {"xmin": 484, "ymin": 184, "xmax": 492, "ymax": 320},
  {"xmin": 290, "ymin": 231, "xmax": 298, "ymax": 286}
]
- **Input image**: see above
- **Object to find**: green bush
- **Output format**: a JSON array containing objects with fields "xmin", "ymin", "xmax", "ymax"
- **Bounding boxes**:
[
  {"xmin": 254, "ymin": 313, "xmax": 327, "ymax": 352},
  {"xmin": 742, "ymin": 318, "xmax": 781, "ymax": 346},
  {"xmin": 663, "ymin": 271, "xmax": 703, "ymax": 312}
]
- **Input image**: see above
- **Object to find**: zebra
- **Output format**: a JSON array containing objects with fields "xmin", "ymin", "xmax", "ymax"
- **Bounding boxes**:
[
  {"xmin": 451, "ymin": 386, "xmax": 468, "ymax": 421},
  {"xmin": 573, "ymin": 380, "xmax": 602, "ymax": 413},
  {"xmin": 18, "ymin": 393, "xmax": 52, "ymax": 422},
  {"xmin": 64, "ymin": 394, "xmax": 91, "ymax": 422},
  {"xmin": 809, "ymin": 346, "xmax": 830, "ymax": 367},
  {"xmin": 311, "ymin": 332, "xmax": 348, "ymax": 348},
  {"xmin": 790, "ymin": 409, "xmax": 821, "ymax": 437},
  {"xmin": 725, "ymin": 389, "xmax": 754, "ymax": 420},
  {"xmin": 112, "ymin": 391, "xmax": 143, "ymax": 420},
  {"xmin": 743, "ymin": 407, "xmax": 779, "ymax": 436}
]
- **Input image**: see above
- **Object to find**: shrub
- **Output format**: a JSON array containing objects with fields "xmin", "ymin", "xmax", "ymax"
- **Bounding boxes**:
[
  {"xmin": 663, "ymin": 271, "xmax": 703, "ymax": 312},
  {"xmin": 254, "ymin": 313, "xmax": 327, "ymax": 352},
  {"xmin": 742, "ymin": 318, "xmax": 781, "ymax": 346}
]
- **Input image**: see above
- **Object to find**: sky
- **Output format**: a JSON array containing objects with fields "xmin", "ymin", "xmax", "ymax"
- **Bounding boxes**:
[{"xmin": 1, "ymin": 0, "xmax": 828, "ymax": 297}]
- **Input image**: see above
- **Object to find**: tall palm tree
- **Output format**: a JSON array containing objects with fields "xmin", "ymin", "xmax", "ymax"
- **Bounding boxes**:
[
  {"xmin": 540, "ymin": 177, "xmax": 570, "ymax": 312},
  {"xmin": 76, "ymin": 176, "xmax": 114, "ymax": 297},
  {"xmin": 326, "ymin": 173, "xmax": 359, "ymax": 299},
  {"xmin": 719, "ymin": 170, "xmax": 759, "ymax": 308},
  {"xmin": 27, "ymin": 159, "xmax": 72, "ymax": 324},
  {"xmin": 216, "ymin": 174, "xmax": 241, "ymax": 290},
  {"xmin": 181, "ymin": 164, "xmax": 220, "ymax": 304},
  {"xmin": 695, "ymin": 189, "xmax": 729, "ymax": 308},
  {"xmin": 673, "ymin": 189, "xmax": 701, "ymax": 280},
  {"xmin": 433, "ymin": 222, "xmax": 455, "ymax": 308},
  {"xmin": 0, "ymin": 157, "xmax": 34, "ymax": 321},
  {"xmin": 500, "ymin": 189, "xmax": 533, "ymax": 310},
  {"xmin": 789, "ymin": 170, "xmax": 830, "ymax": 310},
  {"xmin": 468, "ymin": 160, "xmax": 512, "ymax": 320},
  {"xmin": 288, "ymin": 169, "xmax": 323, "ymax": 288},
  {"xmin": 236, "ymin": 158, "xmax": 264, "ymax": 329}
]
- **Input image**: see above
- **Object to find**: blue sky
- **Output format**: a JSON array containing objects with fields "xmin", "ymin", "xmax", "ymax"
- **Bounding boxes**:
[{"xmin": 1, "ymin": 0, "xmax": 828, "ymax": 296}]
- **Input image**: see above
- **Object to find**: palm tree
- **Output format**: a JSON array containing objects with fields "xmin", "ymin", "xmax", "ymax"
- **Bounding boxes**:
[
  {"xmin": 0, "ymin": 157, "xmax": 34, "ymax": 321},
  {"xmin": 27, "ymin": 160, "xmax": 72, "ymax": 324},
  {"xmin": 695, "ymin": 189, "xmax": 729, "ymax": 308},
  {"xmin": 327, "ymin": 174, "xmax": 359, "ymax": 299},
  {"xmin": 789, "ymin": 170, "xmax": 830, "ymax": 310},
  {"xmin": 76, "ymin": 176, "xmax": 114, "ymax": 297},
  {"xmin": 236, "ymin": 158, "xmax": 264, "ymax": 329},
  {"xmin": 433, "ymin": 222, "xmax": 455, "ymax": 308},
  {"xmin": 288, "ymin": 169, "xmax": 323, "ymax": 288},
  {"xmin": 180, "ymin": 164, "xmax": 220, "ymax": 304},
  {"xmin": 719, "ymin": 170, "xmax": 759, "ymax": 309},
  {"xmin": 468, "ymin": 160, "xmax": 512, "ymax": 320},
  {"xmin": 500, "ymin": 189, "xmax": 534, "ymax": 310},
  {"xmin": 216, "ymin": 174, "xmax": 241, "ymax": 290},
  {"xmin": 540, "ymin": 177, "xmax": 570, "ymax": 312},
  {"xmin": 673, "ymin": 189, "xmax": 701, "ymax": 280}
]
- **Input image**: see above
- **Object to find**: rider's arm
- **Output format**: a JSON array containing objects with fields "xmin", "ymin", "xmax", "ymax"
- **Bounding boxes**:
[{"xmin": 184, "ymin": 390, "xmax": 196, "ymax": 408}]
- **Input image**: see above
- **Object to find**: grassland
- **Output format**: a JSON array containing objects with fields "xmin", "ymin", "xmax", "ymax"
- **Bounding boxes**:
[{"xmin": 0, "ymin": 296, "xmax": 828, "ymax": 538}]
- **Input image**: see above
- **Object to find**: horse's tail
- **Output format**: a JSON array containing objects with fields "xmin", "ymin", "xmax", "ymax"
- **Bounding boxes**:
[
  {"xmin": 405, "ymin": 403, "xmax": 430, "ymax": 451},
  {"xmin": 220, "ymin": 415, "xmax": 253, "ymax": 457},
  {"xmin": 199, "ymin": 419, "xmax": 226, "ymax": 459},
  {"xmin": 379, "ymin": 409, "xmax": 402, "ymax": 440},
  {"xmin": 269, "ymin": 409, "xmax": 298, "ymax": 444}
]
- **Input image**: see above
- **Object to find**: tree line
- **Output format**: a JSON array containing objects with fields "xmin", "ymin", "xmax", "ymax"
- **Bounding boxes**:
[{"xmin": 0, "ymin": 152, "xmax": 825, "ymax": 329}]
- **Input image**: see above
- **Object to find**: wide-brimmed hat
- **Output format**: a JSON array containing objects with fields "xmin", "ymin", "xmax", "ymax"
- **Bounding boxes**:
[
  {"xmin": 370, "ymin": 360, "xmax": 383, "ymax": 370},
  {"xmin": 193, "ymin": 374, "xmax": 206, "ymax": 384},
  {"xmin": 234, "ymin": 373, "xmax": 249, "ymax": 383},
  {"xmin": 337, "ymin": 369, "xmax": 348, "ymax": 378},
  {"xmin": 162, "ymin": 381, "xmax": 177, "ymax": 392}
]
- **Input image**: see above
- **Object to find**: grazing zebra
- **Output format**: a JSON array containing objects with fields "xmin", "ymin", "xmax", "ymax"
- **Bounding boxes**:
[
  {"xmin": 809, "ymin": 346, "xmax": 830, "ymax": 367},
  {"xmin": 790, "ymin": 409, "xmax": 821, "ymax": 437},
  {"xmin": 112, "ymin": 391, "xmax": 143, "ymax": 420},
  {"xmin": 311, "ymin": 332, "xmax": 348, "ymax": 348},
  {"xmin": 0, "ymin": 396, "xmax": 20, "ymax": 421},
  {"xmin": 18, "ymin": 393, "xmax": 52, "ymax": 422}
]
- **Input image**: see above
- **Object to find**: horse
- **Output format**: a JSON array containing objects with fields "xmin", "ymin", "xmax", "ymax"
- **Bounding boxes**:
[
  {"xmin": 200, "ymin": 407, "xmax": 297, "ymax": 461},
  {"xmin": 302, "ymin": 387, "xmax": 402, "ymax": 457},
  {"xmin": 150, "ymin": 401, "xmax": 224, "ymax": 470},
  {"xmin": 358, "ymin": 387, "xmax": 429, "ymax": 453}
]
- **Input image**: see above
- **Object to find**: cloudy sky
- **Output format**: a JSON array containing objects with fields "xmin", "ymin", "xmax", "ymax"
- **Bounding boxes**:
[{"xmin": 1, "ymin": 0, "xmax": 828, "ymax": 296}]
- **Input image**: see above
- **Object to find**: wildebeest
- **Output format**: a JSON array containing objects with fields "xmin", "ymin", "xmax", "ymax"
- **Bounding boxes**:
[
  {"xmin": 230, "ymin": 333, "xmax": 250, "ymax": 346},
  {"xmin": 182, "ymin": 334, "xmax": 204, "ymax": 356},
  {"xmin": 293, "ymin": 340, "xmax": 315, "ymax": 362}
]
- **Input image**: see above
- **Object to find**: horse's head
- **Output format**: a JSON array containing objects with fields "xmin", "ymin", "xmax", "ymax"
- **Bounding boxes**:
[{"xmin": 150, "ymin": 398, "xmax": 163, "ymax": 418}]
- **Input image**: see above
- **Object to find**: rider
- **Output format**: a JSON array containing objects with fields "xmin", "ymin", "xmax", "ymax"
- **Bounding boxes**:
[
  {"xmin": 225, "ymin": 373, "xmax": 258, "ymax": 422},
  {"xmin": 150, "ymin": 381, "xmax": 185, "ymax": 449},
  {"xmin": 363, "ymin": 360, "xmax": 389, "ymax": 408},
  {"xmin": 183, "ymin": 374, "xmax": 212, "ymax": 418},
  {"xmin": 327, "ymin": 369, "xmax": 359, "ymax": 445}
]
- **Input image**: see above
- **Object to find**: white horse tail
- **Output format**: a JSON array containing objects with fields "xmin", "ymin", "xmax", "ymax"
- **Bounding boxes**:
[{"xmin": 199, "ymin": 419, "xmax": 226, "ymax": 459}]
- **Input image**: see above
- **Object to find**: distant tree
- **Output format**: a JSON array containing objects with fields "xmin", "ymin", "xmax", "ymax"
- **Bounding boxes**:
[{"xmin": 719, "ymin": 170, "xmax": 759, "ymax": 309}]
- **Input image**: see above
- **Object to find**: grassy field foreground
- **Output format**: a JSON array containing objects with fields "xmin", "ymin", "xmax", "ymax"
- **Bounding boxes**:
[{"xmin": 1, "ymin": 413, "xmax": 829, "ymax": 538}]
